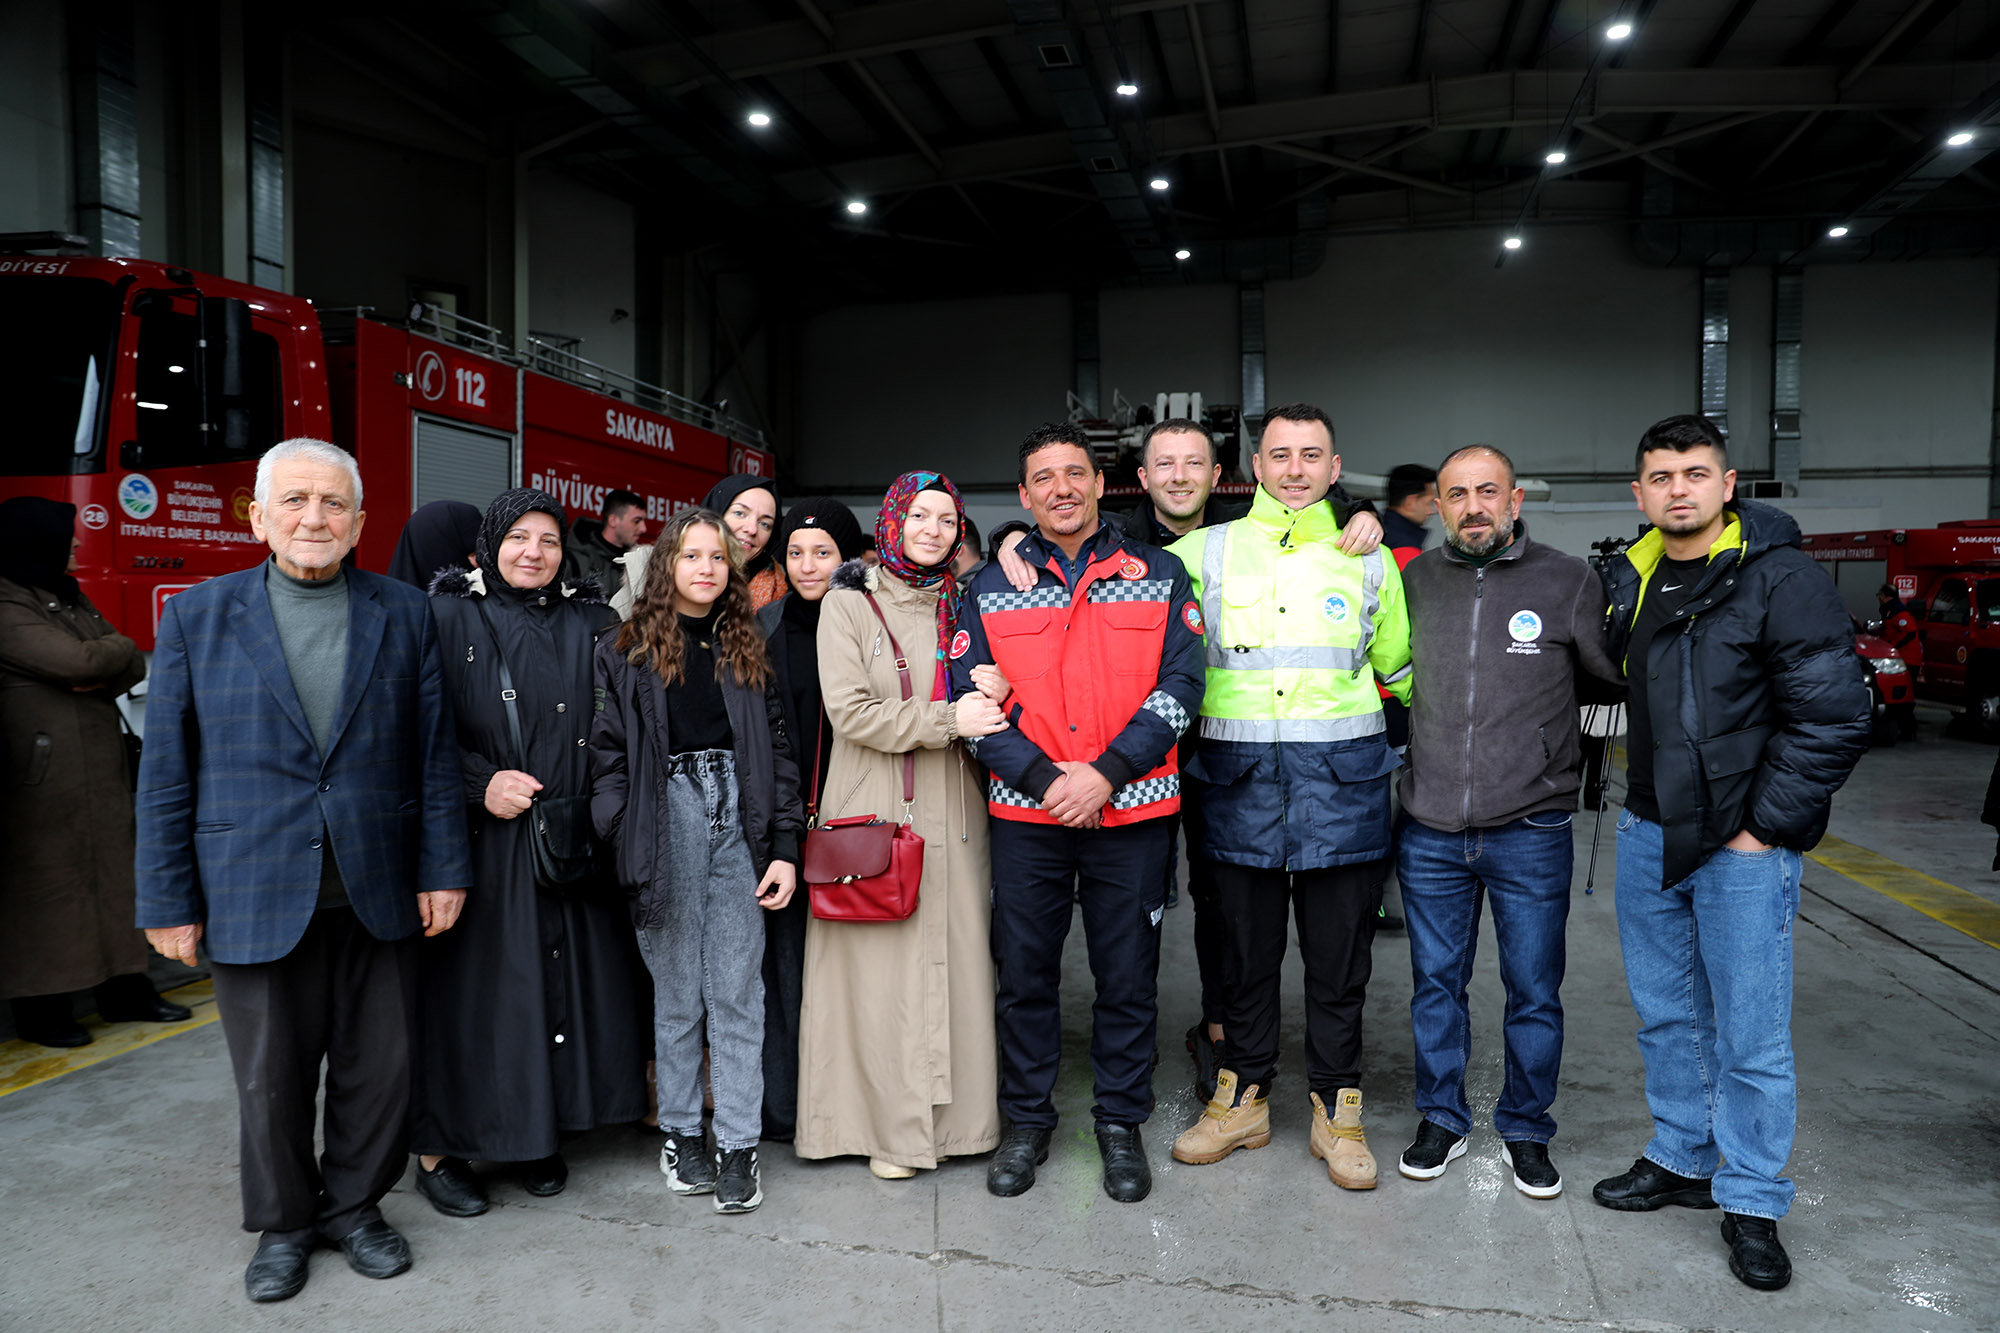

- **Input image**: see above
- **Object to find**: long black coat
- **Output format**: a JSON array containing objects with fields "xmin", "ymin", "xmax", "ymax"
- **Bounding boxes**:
[{"xmin": 410, "ymin": 566, "xmax": 649, "ymax": 1162}]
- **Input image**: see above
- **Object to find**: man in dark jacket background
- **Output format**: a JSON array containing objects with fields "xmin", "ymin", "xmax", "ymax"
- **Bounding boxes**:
[
  {"xmin": 563, "ymin": 488, "xmax": 647, "ymax": 595},
  {"xmin": 1591, "ymin": 414, "xmax": 1869, "ymax": 1293},
  {"xmin": 1380, "ymin": 462, "xmax": 1437, "ymax": 555},
  {"xmin": 1392, "ymin": 446, "xmax": 1622, "ymax": 1200}
]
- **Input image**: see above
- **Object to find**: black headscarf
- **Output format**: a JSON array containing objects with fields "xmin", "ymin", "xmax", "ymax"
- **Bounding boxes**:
[
  {"xmin": 476, "ymin": 488, "xmax": 568, "ymax": 593},
  {"xmin": 702, "ymin": 474, "xmax": 782, "ymax": 577},
  {"xmin": 388, "ymin": 500, "xmax": 483, "ymax": 589},
  {"xmin": 0, "ymin": 497, "xmax": 80, "ymax": 604}
]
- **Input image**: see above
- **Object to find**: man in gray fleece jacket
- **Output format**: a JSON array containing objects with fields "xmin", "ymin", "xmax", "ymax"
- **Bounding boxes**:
[{"xmin": 1391, "ymin": 445, "xmax": 1623, "ymax": 1202}]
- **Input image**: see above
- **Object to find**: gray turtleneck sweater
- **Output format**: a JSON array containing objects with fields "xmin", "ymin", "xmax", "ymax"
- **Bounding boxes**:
[{"xmin": 265, "ymin": 559, "xmax": 351, "ymax": 905}]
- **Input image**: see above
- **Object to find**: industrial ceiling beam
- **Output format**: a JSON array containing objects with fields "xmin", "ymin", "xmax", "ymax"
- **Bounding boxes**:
[
  {"xmin": 632, "ymin": 0, "xmax": 1230, "ymax": 95},
  {"xmin": 1829, "ymin": 76, "xmax": 2000, "ymax": 238},
  {"xmin": 774, "ymin": 62, "xmax": 2000, "ymax": 201}
]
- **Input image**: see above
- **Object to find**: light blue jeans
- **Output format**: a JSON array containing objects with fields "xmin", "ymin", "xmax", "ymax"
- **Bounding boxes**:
[{"xmin": 1614, "ymin": 809, "xmax": 1802, "ymax": 1219}]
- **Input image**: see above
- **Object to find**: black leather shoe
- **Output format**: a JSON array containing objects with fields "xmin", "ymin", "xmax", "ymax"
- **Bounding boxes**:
[
  {"xmin": 333, "ymin": 1219, "xmax": 412, "ymax": 1279},
  {"xmin": 16, "ymin": 1019, "xmax": 92, "ymax": 1048},
  {"xmin": 1096, "ymin": 1123, "xmax": 1152, "ymax": 1203},
  {"xmin": 1722, "ymin": 1213, "xmax": 1792, "ymax": 1290},
  {"xmin": 414, "ymin": 1157, "xmax": 488, "ymax": 1217},
  {"xmin": 243, "ymin": 1241, "xmax": 311, "ymax": 1303},
  {"xmin": 518, "ymin": 1153, "xmax": 568, "ymax": 1197},
  {"xmin": 986, "ymin": 1125, "xmax": 1053, "ymax": 1198},
  {"xmin": 99, "ymin": 994, "xmax": 193, "ymax": 1024},
  {"xmin": 1592, "ymin": 1157, "xmax": 1718, "ymax": 1212}
]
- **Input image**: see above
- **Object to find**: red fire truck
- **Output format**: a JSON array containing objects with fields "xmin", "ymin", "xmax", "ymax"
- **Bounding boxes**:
[
  {"xmin": 1803, "ymin": 521, "xmax": 2000, "ymax": 730},
  {"xmin": 0, "ymin": 250, "xmax": 772, "ymax": 651}
]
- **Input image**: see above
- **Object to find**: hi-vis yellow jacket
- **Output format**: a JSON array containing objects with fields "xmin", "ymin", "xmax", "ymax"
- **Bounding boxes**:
[{"xmin": 1169, "ymin": 486, "xmax": 1412, "ymax": 869}]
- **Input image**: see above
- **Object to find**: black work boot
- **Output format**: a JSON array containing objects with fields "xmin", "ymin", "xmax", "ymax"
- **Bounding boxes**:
[
  {"xmin": 1096, "ymin": 1123, "xmax": 1151, "ymax": 1203},
  {"xmin": 986, "ymin": 1125, "xmax": 1053, "ymax": 1198}
]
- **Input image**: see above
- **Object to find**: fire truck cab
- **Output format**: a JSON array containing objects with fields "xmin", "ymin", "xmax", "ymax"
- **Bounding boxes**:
[
  {"xmin": 1803, "ymin": 521, "xmax": 2000, "ymax": 728},
  {"xmin": 0, "ymin": 251, "xmax": 771, "ymax": 652}
]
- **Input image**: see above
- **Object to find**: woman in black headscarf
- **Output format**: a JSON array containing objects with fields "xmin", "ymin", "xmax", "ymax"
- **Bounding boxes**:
[
  {"xmin": 0, "ymin": 497, "xmax": 188, "ymax": 1046},
  {"xmin": 703, "ymin": 475, "xmax": 785, "ymax": 610},
  {"xmin": 388, "ymin": 500, "xmax": 482, "ymax": 589},
  {"xmin": 407, "ymin": 488, "xmax": 650, "ymax": 1217},
  {"xmin": 753, "ymin": 498, "xmax": 865, "ymax": 1141}
]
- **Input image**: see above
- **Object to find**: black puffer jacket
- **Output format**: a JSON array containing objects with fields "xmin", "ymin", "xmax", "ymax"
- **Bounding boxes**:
[
  {"xmin": 588, "ymin": 632, "xmax": 803, "ymax": 930},
  {"xmin": 1603, "ymin": 499, "xmax": 1870, "ymax": 888}
]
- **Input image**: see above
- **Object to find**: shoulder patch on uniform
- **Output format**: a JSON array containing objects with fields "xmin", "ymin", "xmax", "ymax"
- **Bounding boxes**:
[
  {"xmin": 1183, "ymin": 602, "xmax": 1204, "ymax": 634},
  {"xmin": 948, "ymin": 629, "xmax": 972, "ymax": 659},
  {"xmin": 1118, "ymin": 555, "xmax": 1147, "ymax": 580}
]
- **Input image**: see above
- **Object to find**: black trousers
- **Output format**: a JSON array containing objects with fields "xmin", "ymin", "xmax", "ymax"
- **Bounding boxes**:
[
  {"xmin": 208, "ymin": 906, "xmax": 417, "ymax": 1244},
  {"xmin": 991, "ymin": 818, "xmax": 1171, "ymax": 1129},
  {"xmin": 1179, "ymin": 815, "xmax": 1227, "ymax": 1028},
  {"xmin": 1213, "ymin": 860, "xmax": 1381, "ymax": 1097}
]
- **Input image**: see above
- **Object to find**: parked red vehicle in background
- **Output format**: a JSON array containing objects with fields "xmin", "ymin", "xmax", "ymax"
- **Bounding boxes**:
[
  {"xmin": 1804, "ymin": 521, "xmax": 2000, "ymax": 732},
  {"xmin": 0, "ymin": 246, "xmax": 771, "ymax": 654}
]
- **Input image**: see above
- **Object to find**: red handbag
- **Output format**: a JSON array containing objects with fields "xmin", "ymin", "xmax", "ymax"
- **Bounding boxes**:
[{"xmin": 804, "ymin": 591, "xmax": 925, "ymax": 923}]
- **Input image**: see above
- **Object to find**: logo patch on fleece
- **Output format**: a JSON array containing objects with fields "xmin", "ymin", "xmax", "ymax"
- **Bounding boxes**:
[
  {"xmin": 1182, "ymin": 602, "xmax": 1204, "ymax": 634},
  {"xmin": 1508, "ymin": 610, "xmax": 1543, "ymax": 643},
  {"xmin": 1118, "ymin": 555, "xmax": 1148, "ymax": 580},
  {"xmin": 948, "ymin": 630, "xmax": 972, "ymax": 659}
]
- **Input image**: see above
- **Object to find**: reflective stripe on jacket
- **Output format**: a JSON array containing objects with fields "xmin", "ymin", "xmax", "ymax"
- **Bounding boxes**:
[
  {"xmin": 949, "ymin": 523, "xmax": 1204, "ymax": 827},
  {"xmin": 1169, "ymin": 487, "xmax": 1412, "ymax": 870}
]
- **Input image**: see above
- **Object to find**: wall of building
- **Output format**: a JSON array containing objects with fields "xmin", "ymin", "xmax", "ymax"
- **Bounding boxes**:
[{"xmin": 0, "ymin": 0, "xmax": 71, "ymax": 238}]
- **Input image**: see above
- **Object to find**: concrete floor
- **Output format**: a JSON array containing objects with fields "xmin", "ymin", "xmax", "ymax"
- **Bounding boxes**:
[{"xmin": 3, "ymin": 707, "xmax": 1997, "ymax": 1332}]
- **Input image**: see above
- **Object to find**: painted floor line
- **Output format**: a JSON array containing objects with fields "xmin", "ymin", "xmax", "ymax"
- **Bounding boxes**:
[
  {"xmin": 1806, "ymin": 834, "xmax": 2000, "ymax": 952},
  {"xmin": 0, "ymin": 979, "xmax": 218, "ymax": 1099}
]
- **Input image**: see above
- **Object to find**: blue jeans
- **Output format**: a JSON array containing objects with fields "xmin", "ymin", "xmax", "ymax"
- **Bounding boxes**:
[
  {"xmin": 1397, "ymin": 813, "xmax": 1572, "ymax": 1142},
  {"xmin": 1614, "ymin": 809, "xmax": 1802, "ymax": 1219}
]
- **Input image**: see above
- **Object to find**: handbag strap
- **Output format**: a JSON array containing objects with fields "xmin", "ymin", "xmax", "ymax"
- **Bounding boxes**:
[
  {"xmin": 473, "ymin": 596, "xmax": 531, "ymax": 774},
  {"xmin": 860, "ymin": 590, "xmax": 917, "ymax": 818},
  {"xmin": 806, "ymin": 711, "xmax": 824, "ymax": 829}
]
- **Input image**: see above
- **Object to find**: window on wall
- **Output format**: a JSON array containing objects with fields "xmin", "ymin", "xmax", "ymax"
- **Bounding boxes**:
[{"xmin": 132, "ymin": 303, "xmax": 282, "ymax": 468}]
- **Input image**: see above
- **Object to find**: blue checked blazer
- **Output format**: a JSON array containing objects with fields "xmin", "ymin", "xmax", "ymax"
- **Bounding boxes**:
[{"xmin": 135, "ymin": 563, "xmax": 473, "ymax": 964}]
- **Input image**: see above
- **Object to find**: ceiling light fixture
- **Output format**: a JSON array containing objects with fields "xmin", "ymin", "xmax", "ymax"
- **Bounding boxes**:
[
  {"xmin": 1827, "ymin": 224, "xmax": 1850, "ymax": 238},
  {"xmin": 845, "ymin": 200, "xmax": 868, "ymax": 215},
  {"xmin": 1503, "ymin": 236, "xmax": 1524, "ymax": 251},
  {"xmin": 1174, "ymin": 248, "xmax": 1192, "ymax": 260},
  {"xmin": 746, "ymin": 111, "xmax": 772, "ymax": 128},
  {"xmin": 1115, "ymin": 82, "xmax": 1140, "ymax": 96},
  {"xmin": 1605, "ymin": 21, "xmax": 1633, "ymax": 40},
  {"xmin": 1149, "ymin": 177, "xmax": 1170, "ymax": 191},
  {"xmin": 1947, "ymin": 130, "xmax": 1975, "ymax": 147},
  {"xmin": 1545, "ymin": 149, "xmax": 1567, "ymax": 165}
]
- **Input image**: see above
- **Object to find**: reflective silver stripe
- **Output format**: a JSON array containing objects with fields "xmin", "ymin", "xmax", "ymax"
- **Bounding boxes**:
[
  {"xmin": 1143, "ymin": 690, "xmax": 1190, "ymax": 734},
  {"xmin": 1200, "ymin": 525, "xmax": 1228, "ymax": 657},
  {"xmin": 1209, "ymin": 643, "xmax": 1367, "ymax": 672},
  {"xmin": 1355, "ymin": 548, "xmax": 1384, "ymax": 656},
  {"xmin": 1199, "ymin": 713, "xmax": 1386, "ymax": 743},
  {"xmin": 1379, "ymin": 664, "xmax": 1412, "ymax": 684}
]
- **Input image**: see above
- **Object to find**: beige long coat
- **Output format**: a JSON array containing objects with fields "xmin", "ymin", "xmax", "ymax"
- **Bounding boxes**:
[{"xmin": 795, "ymin": 564, "xmax": 1000, "ymax": 1167}]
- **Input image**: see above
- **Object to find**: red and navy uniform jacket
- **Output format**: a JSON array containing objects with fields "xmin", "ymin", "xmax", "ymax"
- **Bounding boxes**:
[{"xmin": 948, "ymin": 521, "xmax": 1206, "ymax": 826}]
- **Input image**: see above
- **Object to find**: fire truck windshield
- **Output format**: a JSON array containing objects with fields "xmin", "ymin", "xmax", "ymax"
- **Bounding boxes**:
[{"xmin": 0, "ymin": 275, "xmax": 118, "ymax": 475}]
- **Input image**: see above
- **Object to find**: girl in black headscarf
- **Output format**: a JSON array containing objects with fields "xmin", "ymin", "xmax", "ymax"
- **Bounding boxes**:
[
  {"xmin": 703, "ymin": 475, "xmax": 785, "ymax": 610},
  {"xmin": 0, "ymin": 497, "xmax": 188, "ymax": 1046},
  {"xmin": 407, "ymin": 488, "xmax": 650, "ymax": 1217},
  {"xmin": 388, "ymin": 500, "xmax": 482, "ymax": 589},
  {"xmin": 752, "ymin": 498, "xmax": 865, "ymax": 1141}
]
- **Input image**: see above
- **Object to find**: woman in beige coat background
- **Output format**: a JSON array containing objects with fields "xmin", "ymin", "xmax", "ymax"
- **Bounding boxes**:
[{"xmin": 795, "ymin": 472, "xmax": 1008, "ymax": 1178}]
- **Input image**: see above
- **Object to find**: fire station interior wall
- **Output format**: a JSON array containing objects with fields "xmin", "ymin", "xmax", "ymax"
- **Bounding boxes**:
[
  {"xmin": 526, "ymin": 168, "xmax": 637, "ymax": 382},
  {"xmin": 798, "ymin": 227, "xmax": 1998, "ymax": 546},
  {"xmin": 0, "ymin": 0, "xmax": 72, "ymax": 237}
]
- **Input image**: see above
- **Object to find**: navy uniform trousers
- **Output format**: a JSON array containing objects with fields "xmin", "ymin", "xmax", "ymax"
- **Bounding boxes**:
[{"xmin": 990, "ymin": 818, "xmax": 1172, "ymax": 1130}]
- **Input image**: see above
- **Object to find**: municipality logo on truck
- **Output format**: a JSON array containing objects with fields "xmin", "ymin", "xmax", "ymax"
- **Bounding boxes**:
[{"xmin": 118, "ymin": 473, "xmax": 159, "ymax": 519}]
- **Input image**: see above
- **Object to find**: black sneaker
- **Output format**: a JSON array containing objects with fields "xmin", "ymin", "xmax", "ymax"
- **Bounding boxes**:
[
  {"xmin": 1397, "ymin": 1118, "xmax": 1468, "ymax": 1180},
  {"xmin": 659, "ymin": 1129, "xmax": 716, "ymax": 1195},
  {"xmin": 1722, "ymin": 1213, "xmax": 1792, "ymax": 1290},
  {"xmin": 714, "ymin": 1147, "xmax": 762, "ymax": 1213},
  {"xmin": 1502, "ymin": 1140, "xmax": 1563, "ymax": 1198}
]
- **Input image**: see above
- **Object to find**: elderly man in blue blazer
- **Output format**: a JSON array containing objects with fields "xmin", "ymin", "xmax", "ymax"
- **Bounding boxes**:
[{"xmin": 136, "ymin": 439, "xmax": 472, "ymax": 1304}]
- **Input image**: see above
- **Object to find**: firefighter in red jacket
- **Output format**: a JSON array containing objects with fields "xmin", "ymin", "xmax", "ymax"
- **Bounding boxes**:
[{"xmin": 950, "ymin": 422, "xmax": 1206, "ymax": 1207}]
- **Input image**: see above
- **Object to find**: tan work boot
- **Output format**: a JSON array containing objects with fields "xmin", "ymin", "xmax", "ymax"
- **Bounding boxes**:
[
  {"xmin": 1309, "ymin": 1088, "xmax": 1378, "ymax": 1190},
  {"xmin": 1171, "ymin": 1069, "xmax": 1271, "ymax": 1164}
]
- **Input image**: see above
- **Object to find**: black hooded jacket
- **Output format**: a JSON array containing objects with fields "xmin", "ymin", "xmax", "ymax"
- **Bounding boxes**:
[{"xmin": 1602, "ymin": 498, "xmax": 1870, "ymax": 888}]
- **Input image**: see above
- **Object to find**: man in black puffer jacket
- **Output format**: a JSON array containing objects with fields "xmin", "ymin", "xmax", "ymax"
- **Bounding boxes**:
[{"xmin": 1590, "ymin": 414, "xmax": 1869, "ymax": 1295}]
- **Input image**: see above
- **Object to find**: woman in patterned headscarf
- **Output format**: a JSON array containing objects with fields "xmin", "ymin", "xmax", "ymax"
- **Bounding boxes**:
[
  {"xmin": 406, "ymin": 488, "xmax": 650, "ymax": 1219},
  {"xmin": 793, "ymin": 472, "xmax": 1009, "ymax": 1179}
]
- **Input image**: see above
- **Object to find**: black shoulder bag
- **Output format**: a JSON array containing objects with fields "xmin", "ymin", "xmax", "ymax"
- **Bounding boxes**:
[{"xmin": 474, "ymin": 598, "xmax": 597, "ymax": 889}]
